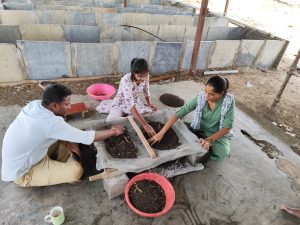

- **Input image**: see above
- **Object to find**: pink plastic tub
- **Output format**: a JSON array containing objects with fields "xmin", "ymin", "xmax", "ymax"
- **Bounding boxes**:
[
  {"xmin": 125, "ymin": 173, "xmax": 175, "ymax": 218},
  {"xmin": 86, "ymin": 83, "xmax": 116, "ymax": 101}
]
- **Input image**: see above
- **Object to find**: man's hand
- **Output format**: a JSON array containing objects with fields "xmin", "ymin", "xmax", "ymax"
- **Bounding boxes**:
[
  {"xmin": 199, "ymin": 138, "xmax": 210, "ymax": 151},
  {"xmin": 111, "ymin": 124, "xmax": 125, "ymax": 136},
  {"xmin": 143, "ymin": 123, "xmax": 156, "ymax": 137},
  {"xmin": 66, "ymin": 142, "xmax": 81, "ymax": 158},
  {"xmin": 148, "ymin": 132, "xmax": 163, "ymax": 145}
]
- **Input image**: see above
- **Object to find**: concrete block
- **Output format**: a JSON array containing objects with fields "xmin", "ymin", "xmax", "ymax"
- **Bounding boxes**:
[
  {"xmin": 151, "ymin": 42, "xmax": 182, "ymax": 74},
  {"xmin": 168, "ymin": 15, "xmax": 193, "ymax": 26},
  {"xmin": 184, "ymin": 25, "xmax": 210, "ymax": 41},
  {"xmin": 146, "ymin": 14, "xmax": 170, "ymax": 25},
  {"xmin": 66, "ymin": 12, "xmax": 96, "ymax": 26},
  {"xmin": 158, "ymin": 25, "xmax": 185, "ymax": 42},
  {"xmin": 129, "ymin": 0, "xmax": 149, "ymax": 4},
  {"xmin": 234, "ymin": 40, "xmax": 264, "ymax": 67},
  {"xmin": 97, "ymin": 13, "xmax": 124, "ymax": 27},
  {"xmin": 196, "ymin": 17, "xmax": 229, "ymax": 27},
  {"xmin": 116, "ymin": 41, "xmax": 151, "ymax": 73},
  {"xmin": 0, "ymin": 10, "xmax": 38, "ymax": 25},
  {"xmin": 72, "ymin": 43, "xmax": 114, "ymax": 76},
  {"xmin": 129, "ymin": 25, "xmax": 159, "ymax": 41},
  {"xmin": 20, "ymin": 24, "xmax": 64, "ymax": 41},
  {"xmin": 0, "ymin": 25, "xmax": 21, "ymax": 43},
  {"xmin": 100, "ymin": 26, "xmax": 128, "ymax": 43},
  {"xmin": 206, "ymin": 27, "xmax": 247, "ymax": 41},
  {"xmin": 35, "ymin": 4, "xmax": 66, "ymax": 10},
  {"xmin": 181, "ymin": 41, "xmax": 214, "ymax": 71},
  {"xmin": 254, "ymin": 40, "xmax": 286, "ymax": 69},
  {"xmin": 36, "ymin": 10, "xmax": 65, "ymax": 24},
  {"xmin": 17, "ymin": 41, "xmax": 72, "ymax": 80},
  {"xmin": 64, "ymin": 25, "xmax": 100, "ymax": 43},
  {"xmin": 150, "ymin": 0, "xmax": 161, "ymax": 4},
  {"xmin": 116, "ymin": 7, "xmax": 138, "ymax": 13},
  {"xmin": 123, "ymin": 13, "xmax": 148, "ymax": 25},
  {"xmin": 2, "ymin": 2, "xmax": 35, "ymax": 10},
  {"xmin": 0, "ymin": 44, "xmax": 23, "ymax": 82},
  {"xmin": 208, "ymin": 40, "xmax": 241, "ymax": 68}
]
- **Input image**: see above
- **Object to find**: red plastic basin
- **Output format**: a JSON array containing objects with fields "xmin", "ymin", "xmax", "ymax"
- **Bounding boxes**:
[
  {"xmin": 86, "ymin": 83, "xmax": 115, "ymax": 101},
  {"xmin": 125, "ymin": 173, "xmax": 175, "ymax": 218}
]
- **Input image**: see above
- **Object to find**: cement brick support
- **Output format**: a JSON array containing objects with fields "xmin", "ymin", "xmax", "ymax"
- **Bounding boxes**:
[
  {"xmin": 208, "ymin": 40, "xmax": 241, "ymax": 68},
  {"xmin": 36, "ymin": 10, "xmax": 65, "ymax": 24},
  {"xmin": 206, "ymin": 27, "xmax": 247, "ymax": 41},
  {"xmin": 2, "ymin": 2, "xmax": 35, "ymax": 10},
  {"xmin": 97, "ymin": 13, "xmax": 124, "ymax": 27},
  {"xmin": 71, "ymin": 43, "xmax": 114, "ymax": 76},
  {"xmin": 151, "ymin": 42, "xmax": 182, "ymax": 74},
  {"xmin": 147, "ymin": 14, "xmax": 170, "ymax": 25},
  {"xmin": 103, "ymin": 174, "xmax": 129, "ymax": 199},
  {"xmin": 158, "ymin": 25, "xmax": 185, "ymax": 42},
  {"xmin": 63, "ymin": 25, "xmax": 100, "ymax": 43},
  {"xmin": 0, "ymin": 10, "xmax": 38, "ymax": 25},
  {"xmin": 123, "ymin": 13, "xmax": 148, "ymax": 25},
  {"xmin": 100, "ymin": 26, "xmax": 128, "ymax": 43},
  {"xmin": 17, "ymin": 41, "xmax": 72, "ymax": 80},
  {"xmin": 168, "ymin": 15, "xmax": 193, "ymax": 26},
  {"xmin": 0, "ymin": 44, "xmax": 24, "ymax": 82},
  {"xmin": 181, "ymin": 40, "xmax": 214, "ymax": 71},
  {"xmin": 128, "ymin": 25, "xmax": 159, "ymax": 41},
  {"xmin": 20, "ymin": 24, "xmax": 64, "ymax": 41},
  {"xmin": 254, "ymin": 40, "xmax": 286, "ymax": 69},
  {"xmin": 234, "ymin": 40, "xmax": 265, "ymax": 67},
  {"xmin": 116, "ymin": 41, "xmax": 152, "ymax": 74},
  {"xmin": 0, "ymin": 25, "xmax": 21, "ymax": 43},
  {"xmin": 66, "ymin": 12, "xmax": 96, "ymax": 26}
]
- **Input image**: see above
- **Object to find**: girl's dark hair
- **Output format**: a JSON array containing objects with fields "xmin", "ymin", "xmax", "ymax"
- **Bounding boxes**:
[
  {"xmin": 206, "ymin": 76, "xmax": 229, "ymax": 95},
  {"xmin": 42, "ymin": 84, "xmax": 72, "ymax": 106},
  {"xmin": 130, "ymin": 58, "xmax": 149, "ymax": 74}
]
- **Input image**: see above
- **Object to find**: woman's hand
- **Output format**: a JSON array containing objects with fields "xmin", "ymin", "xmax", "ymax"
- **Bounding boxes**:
[
  {"xmin": 148, "ymin": 132, "xmax": 164, "ymax": 145},
  {"xmin": 143, "ymin": 123, "xmax": 156, "ymax": 137},
  {"xmin": 199, "ymin": 138, "xmax": 211, "ymax": 151}
]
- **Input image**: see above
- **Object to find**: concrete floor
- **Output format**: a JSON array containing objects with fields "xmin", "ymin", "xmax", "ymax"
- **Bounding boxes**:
[{"xmin": 0, "ymin": 81, "xmax": 300, "ymax": 225}]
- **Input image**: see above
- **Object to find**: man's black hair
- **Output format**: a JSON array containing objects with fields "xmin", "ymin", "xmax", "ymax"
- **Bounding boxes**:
[{"xmin": 41, "ymin": 84, "xmax": 72, "ymax": 106}]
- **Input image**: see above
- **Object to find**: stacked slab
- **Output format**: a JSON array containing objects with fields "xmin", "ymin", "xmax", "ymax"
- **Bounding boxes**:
[{"xmin": 0, "ymin": 0, "xmax": 288, "ymax": 83}]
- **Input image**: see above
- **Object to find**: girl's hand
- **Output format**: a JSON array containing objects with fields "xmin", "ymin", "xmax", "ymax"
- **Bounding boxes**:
[
  {"xmin": 143, "ymin": 123, "xmax": 156, "ymax": 137},
  {"xmin": 149, "ymin": 103, "xmax": 157, "ymax": 111},
  {"xmin": 199, "ymin": 138, "xmax": 210, "ymax": 151},
  {"xmin": 148, "ymin": 132, "xmax": 164, "ymax": 145}
]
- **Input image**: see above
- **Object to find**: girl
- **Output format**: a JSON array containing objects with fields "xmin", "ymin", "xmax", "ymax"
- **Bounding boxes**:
[
  {"xmin": 149, "ymin": 76, "xmax": 235, "ymax": 161},
  {"xmin": 96, "ymin": 58, "xmax": 157, "ymax": 136}
]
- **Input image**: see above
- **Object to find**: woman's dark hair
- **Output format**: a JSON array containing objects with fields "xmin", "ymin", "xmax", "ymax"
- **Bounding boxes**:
[
  {"xmin": 130, "ymin": 58, "xmax": 149, "ymax": 74},
  {"xmin": 205, "ymin": 76, "xmax": 229, "ymax": 95},
  {"xmin": 42, "ymin": 84, "xmax": 72, "ymax": 106}
]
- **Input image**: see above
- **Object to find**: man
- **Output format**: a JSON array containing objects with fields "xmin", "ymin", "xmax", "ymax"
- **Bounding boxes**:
[{"xmin": 1, "ymin": 84, "xmax": 124, "ymax": 187}]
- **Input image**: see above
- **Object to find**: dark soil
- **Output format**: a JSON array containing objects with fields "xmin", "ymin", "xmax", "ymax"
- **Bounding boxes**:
[
  {"xmin": 159, "ymin": 93, "xmax": 185, "ymax": 107},
  {"xmin": 143, "ymin": 121, "xmax": 181, "ymax": 150},
  {"xmin": 105, "ymin": 130, "xmax": 138, "ymax": 158},
  {"xmin": 128, "ymin": 180, "xmax": 166, "ymax": 213},
  {"xmin": 78, "ymin": 143, "xmax": 100, "ymax": 177}
]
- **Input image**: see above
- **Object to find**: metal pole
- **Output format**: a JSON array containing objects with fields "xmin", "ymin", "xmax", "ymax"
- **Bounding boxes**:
[
  {"xmin": 224, "ymin": 0, "xmax": 230, "ymax": 16},
  {"xmin": 124, "ymin": 0, "xmax": 127, "ymax": 7},
  {"xmin": 189, "ymin": 0, "xmax": 209, "ymax": 74},
  {"xmin": 271, "ymin": 49, "xmax": 300, "ymax": 109}
]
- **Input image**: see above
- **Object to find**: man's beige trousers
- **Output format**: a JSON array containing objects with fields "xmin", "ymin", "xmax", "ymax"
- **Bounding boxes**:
[{"xmin": 14, "ymin": 142, "xmax": 83, "ymax": 187}]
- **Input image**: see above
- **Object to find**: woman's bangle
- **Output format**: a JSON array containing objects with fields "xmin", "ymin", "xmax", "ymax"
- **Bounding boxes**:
[{"xmin": 111, "ymin": 127, "xmax": 119, "ymax": 136}]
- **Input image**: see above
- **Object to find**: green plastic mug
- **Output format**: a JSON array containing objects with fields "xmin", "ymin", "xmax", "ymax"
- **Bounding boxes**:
[{"xmin": 44, "ymin": 206, "xmax": 65, "ymax": 225}]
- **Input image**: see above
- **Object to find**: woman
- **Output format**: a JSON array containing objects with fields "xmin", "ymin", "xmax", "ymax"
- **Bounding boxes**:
[
  {"xmin": 149, "ymin": 76, "xmax": 235, "ymax": 161},
  {"xmin": 96, "ymin": 58, "xmax": 157, "ymax": 136}
]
